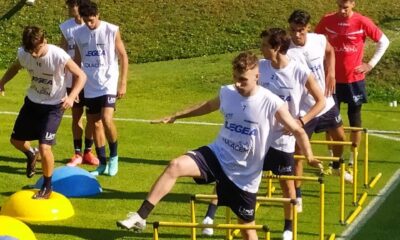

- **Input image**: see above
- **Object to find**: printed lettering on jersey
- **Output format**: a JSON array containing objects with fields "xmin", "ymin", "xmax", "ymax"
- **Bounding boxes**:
[
  {"xmin": 222, "ymin": 137, "xmax": 251, "ymax": 153},
  {"xmin": 224, "ymin": 121, "xmax": 258, "ymax": 136},
  {"xmin": 334, "ymin": 46, "xmax": 357, "ymax": 53},
  {"xmin": 84, "ymin": 61, "xmax": 105, "ymax": 68},
  {"xmin": 85, "ymin": 49, "xmax": 106, "ymax": 57},
  {"xmin": 225, "ymin": 113, "xmax": 233, "ymax": 120},
  {"xmin": 278, "ymin": 95, "xmax": 292, "ymax": 102},
  {"xmin": 31, "ymin": 76, "xmax": 53, "ymax": 96}
]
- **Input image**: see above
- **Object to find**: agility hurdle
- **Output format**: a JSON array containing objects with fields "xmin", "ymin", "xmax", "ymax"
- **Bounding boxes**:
[
  {"xmin": 191, "ymin": 194, "xmax": 297, "ymax": 240},
  {"xmin": 152, "ymin": 221, "xmax": 270, "ymax": 240},
  {"xmin": 309, "ymin": 140, "xmax": 360, "ymax": 207},
  {"xmin": 343, "ymin": 127, "xmax": 370, "ymax": 188},
  {"xmin": 262, "ymin": 173, "xmax": 325, "ymax": 240}
]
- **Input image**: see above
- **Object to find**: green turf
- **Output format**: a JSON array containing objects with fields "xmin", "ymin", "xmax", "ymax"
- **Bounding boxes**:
[{"xmin": 0, "ymin": 53, "xmax": 399, "ymax": 239}]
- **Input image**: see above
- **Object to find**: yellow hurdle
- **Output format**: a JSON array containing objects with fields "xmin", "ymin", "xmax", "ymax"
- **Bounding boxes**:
[
  {"xmin": 262, "ymin": 173, "xmax": 325, "ymax": 240},
  {"xmin": 369, "ymin": 173, "xmax": 382, "ymax": 188},
  {"xmin": 329, "ymin": 233, "xmax": 336, "ymax": 240},
  {"xmin": 152, "ymin": 221, "xmax": 270, "ymax": 240},
  {"xmin": 192, "ymin": 194, "xmax": 296, "ymax": 240}
]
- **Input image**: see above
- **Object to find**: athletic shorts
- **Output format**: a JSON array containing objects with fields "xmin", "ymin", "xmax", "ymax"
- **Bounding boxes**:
[
  {"xmin": 11, "ymin": 97, "xmax": 64, "ymax": 145},
  {"xmin": 303, "ymin": 106, "xmax": 343, "ymax": 138},
  {"xmin": 66, "ymin": 88, "xmax": 85, "ymax": 108},
  {"xmin": 186, "ymin": 146, "xmax": 257, "ymax": 222},
  {"xmin": 263, "ymin": 147, "xmax": 294, "ymax": 175},
  {"xmin": 335, "ymin": 80, "xmax": 367, "ymax": 106},
  {"xmin": 84, "ymin": 94, "xmax": 116, "ymax": 114}
]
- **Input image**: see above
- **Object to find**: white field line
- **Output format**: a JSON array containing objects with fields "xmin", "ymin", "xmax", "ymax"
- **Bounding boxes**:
[{"xmin": 337, "ymin": 169, "xmax": 400, "ymax": 240}]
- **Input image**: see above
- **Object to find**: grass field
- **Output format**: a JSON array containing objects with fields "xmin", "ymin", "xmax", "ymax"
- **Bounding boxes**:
[{"xmin": 0, "ymin": 52, "xmax": 400, "ymax": 239}]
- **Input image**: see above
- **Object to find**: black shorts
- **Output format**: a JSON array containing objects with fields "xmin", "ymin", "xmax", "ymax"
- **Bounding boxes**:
[
  {"xmin": 186, "ymin": 146, "xmax": 257, "ymax": 222},
  {"xmin": 335, "ymin": 80, "xmax": 367, "ymax": 106},
  {"xmin": 66, "ymin": 88, "xmax": 85, "ymax": 108},
  {"xmin": 11, "ymin": 97, "xmax": 64, "ymax": 145},
  {"xmin": 84, "ymin": 94, "xmax": 116, "ymax": 114},
  {"xmin": 303, "ymin": 106, "xmax": 343, "ymax": 138},
  {"xmin": 263, "ymin": 147, "xmax": 294, "ymax": 175}
]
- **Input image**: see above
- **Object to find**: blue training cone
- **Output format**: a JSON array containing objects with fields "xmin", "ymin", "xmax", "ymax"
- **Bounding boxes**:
[{"xmin": 35, "ymin": 166, "xmax": 102, "ymax": 197}]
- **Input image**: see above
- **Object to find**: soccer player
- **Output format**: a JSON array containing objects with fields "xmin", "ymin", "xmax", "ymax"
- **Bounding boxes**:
[
  {"xmin": 74, "ymin": 1, "xmax": 129, "ymax": 176},
  {"xmin": 258, "ymin": 28, "xmax": 325, "ymax": 240},
  {"xmin": 315, "ymin": 0, "xmax": 389, "ymax": 164},
  {"xmin": 286, "ymin": 9, "xmax": 352, "ymax": 215},
  {"xmin": 60, "ymin": 0, "xmax": 102, "ymax": 167},
  {"xmin": 116, "ymin": 51, "xmax": 317, "ymax": 240},
  {"xmin": 0, "ymin": 26, "xmax": 86, "ymax": 199}
]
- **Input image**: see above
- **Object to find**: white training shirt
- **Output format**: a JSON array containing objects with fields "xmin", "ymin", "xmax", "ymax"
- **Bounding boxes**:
[
  {"xmin": 74, "ymin": 21, "xmax": 120, "ymax": 98},
  {"xmin": 287, "ymin": 33, "xmax": 335, "ymax": 117},
  {"xmin": 208, "ymin": 84, "xmax": 284, "ymax": 193},
  {"xmin": 18, "ymin": 44, "xmax": 70, "ymax": 105},
  {"xmin": 258, "ymin": 59, "xmax": 310, "ymax": 153},
  {"xmin": 59, "ymin": 18, "xmax": 85, "ymax": 88}
]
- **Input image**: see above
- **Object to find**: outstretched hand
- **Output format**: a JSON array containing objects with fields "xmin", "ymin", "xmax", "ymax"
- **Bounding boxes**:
[
  {"xmin": 150, "ymin": 116, "xmax": 176, "ymax": 124},
  {"xmin": 307, "ymin": 158, "xmax": 322, "ymax": 169}
]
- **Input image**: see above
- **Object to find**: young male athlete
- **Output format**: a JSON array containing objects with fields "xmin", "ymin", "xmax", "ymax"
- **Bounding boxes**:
[
  {"xmin": 116, "ymin": 51, "xmax": 317, "ymax": 240},
  {"xmin": 200, "ymin": 28, "xmax": 324, "ymax": 239},
  {"xmin": 74, "ymin": 0, "xmax": 129, "ymax": 176},
  {"xmin": 0, "ymin": 26, "xmax": 86, "ymax": 199},
  {"xmin": 258, "ymin": 28, "xmax": 325, "ymax": 240},
  {"xmin": 315, "ymin": 0, "xmax": 389, "ymax": 164},
  {"xmin": 286, "ymin": 9, "xmax": 352, "ymax": 215},
  {"xmin": 60, "ymin": 0, "xmax": 102, "ymax": 167}
]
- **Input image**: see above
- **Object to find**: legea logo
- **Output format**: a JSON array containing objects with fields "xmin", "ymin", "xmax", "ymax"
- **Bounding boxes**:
[
  {"xmin": 85, "ymin": 50, "xmax": 106, "ymax": 57},
  {"xmin": 224, "ymin": 121, "xmax": 257, "ymax": 136}
]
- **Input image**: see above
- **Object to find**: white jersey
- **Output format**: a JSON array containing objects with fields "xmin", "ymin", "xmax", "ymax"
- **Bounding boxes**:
[
  {"xmin": 18, "ymin": 44, "xmax": 70, "ymax": 105},
  {"xmin": 209, "ymin": 85, "xmax": 284, "ymax": 193},
  {"xmin": 74, "ymin": 21, "xmax": 120, "ymax": 98},
  {"xmin": 59, "ymin": 18, "xmax": 84, "ymax": 88},
  {"xmin": 287, "ymin": 33, "xmax": 335, "ymax": 117},
  {"xmin": 258, "ymin": 59, "xmax": 310, "ymax": 152}
]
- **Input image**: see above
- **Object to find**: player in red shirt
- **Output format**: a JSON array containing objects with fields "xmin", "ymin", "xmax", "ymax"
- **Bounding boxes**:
[{"xmin": 315, "ymin": 0, "xmax": 389, "ymax": 165}]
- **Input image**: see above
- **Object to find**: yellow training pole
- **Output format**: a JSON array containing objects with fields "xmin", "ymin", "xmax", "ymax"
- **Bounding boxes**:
[
  {"xmin": 364, "ymin": 130, "xmax": 369, "ymax": 187},
  {"xmin": 292, "ymin": 200, "xmax": 298, "ymax": 240},
  {"xmin": 320, "ymin": 180, "xmax": 325, "ymax": 240},
  {"xmin": 340, "ymin": 159, "xmax": 345, "ymax": 225},
  {"xmin": 190, "ymin": 197, "xmax": 196, "ymax": 238},
  {"xmin": 226, "ymin": 207, "xmax": 232, "ymax": 240},
  {"xmin": 153, "ymin": 222, "xmax": 159, "ymax": 240},
  {"xmin": 345, "ymin": 205, "xmax": 362, "ymax": 225},
  {"xmin": 358, "ymin": 192, "xmax": 368, "ymax": 206},
  {"xmin": 352, "ymin": 146, "xmax": 358, "ymax": 205},
  {"xmin": 329, "ymin": 233, "xmax": 336, "ymax": 240},
  {"xmin": 369, "ymin": 173, "xmax": 382, "ymax": 188}
]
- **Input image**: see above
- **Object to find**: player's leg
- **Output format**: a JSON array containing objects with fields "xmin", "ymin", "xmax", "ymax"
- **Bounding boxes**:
[
  {"xmin": 67, "ymin": 105, "xmax": 84, "ymax": 166},
  {"xmin": 117, "ymin": 154, "xmax": 202, "ymax": 231},
  {"xmin": 237, "ymin": 219, "xmax": 258, "ymax": 240}
]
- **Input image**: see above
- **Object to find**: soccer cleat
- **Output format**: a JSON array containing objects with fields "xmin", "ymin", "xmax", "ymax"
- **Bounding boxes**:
[
  {"xmin": 90, "ymin": 164, "xmax": 109, "ymax": 176},
  {"xmin": 67, "ymin": 153, "xmax": 83, "ymax": 167},
  {"xmin": 296, "ymin": 197, "xmax": 303, "ymax": 213},
  {"xmin": 282, "ymin": 230, "xmax": 293, "ymax": 240},
  {"xmin": 82, "ymin": 151, "xmax": 100, "ymax": 166},
  {"xmin": 26, "ymin": 148, "xmax": 40, "ymax": 178},
  {"xmin": 32, "ymin": 186, "xmax": 52, "ymax": 199},
  {"xmin": 332, "ymin": 168, "xmax": 354, "ymax": 184},
  {"xmin": 202, "ymin": 216, "xmax": 214, "ymax": 236},
  {"xmin": 322, "ymin": 166, "xmax": 333, "ymax": 176},
  {"xmin": 117, "ymin": 212, "xmax": 146, "ymax": 232},
  {"xmin": 108, "ymin": 156, "xmax": 118, "ymax": 176}
]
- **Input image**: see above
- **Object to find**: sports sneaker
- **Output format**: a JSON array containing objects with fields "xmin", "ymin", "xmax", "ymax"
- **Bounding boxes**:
[
  {"xmin": 202, "ymin": 216, "xmax": 214, "ymax": 236},
  {"xmin": 32, "ymin": 186, "xmax": 52, "ymax": 199},
  {"xmin": 332, "ymin": 168, "xmax": 354, "ymax": 184},
  {"xmin": 282, "ymin": 230, "xmax": 293, "ymax": 240},
  {"xmin": 90, "ymin": 164, "xmax": 109, "ymax": 176},
  {"xmin": 26, "ymin": 149, "xmax": 40, "ymax": 178},
  {"xmin": 117, "ymin": 212, "xmax": 146, "ymax": 232},
  {"xmin": 67, "ymin": 153, "xmax": 83, "ymax": 167},
  {"xmin": 82, "ymin": 151, "xmax": 99, "ymax": 166},
  {"xmin": 108, "ymin": 156, "xmax": 118, "ymax": 176},
  {"xmin": 296, "ymin": 197, "xmax": 303, "ymax": 213}
]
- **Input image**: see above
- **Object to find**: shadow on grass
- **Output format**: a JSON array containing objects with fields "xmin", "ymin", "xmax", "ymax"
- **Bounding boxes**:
[
  {"xmin": 29, "ymin": 224, "xmax": 154, "ymax": 240},
  {"xmin": 91, "ymin": 188, "xmax": 192, "ymax": 203},
  {"xmin": 57, "ymin": 156, "xmax": 169, "ymax": 166}
]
